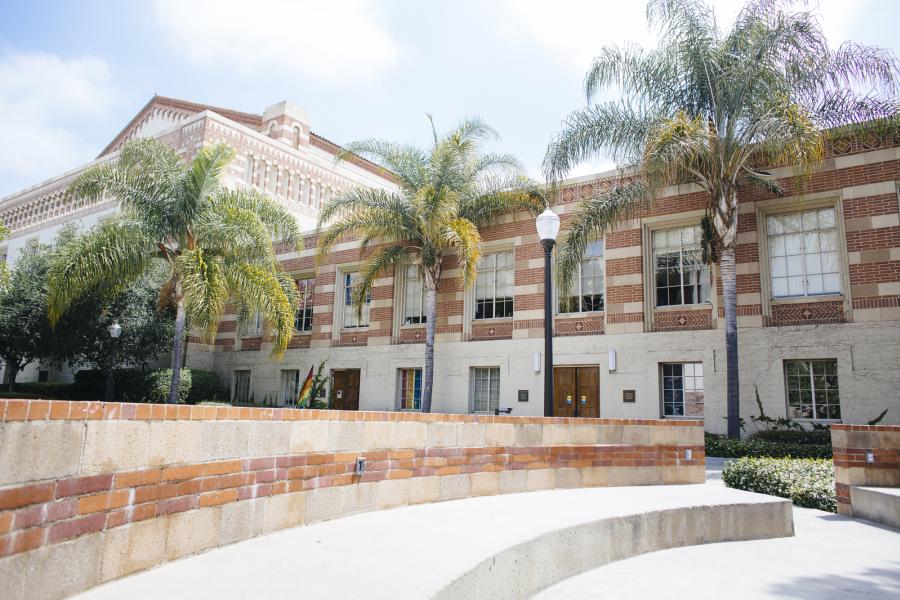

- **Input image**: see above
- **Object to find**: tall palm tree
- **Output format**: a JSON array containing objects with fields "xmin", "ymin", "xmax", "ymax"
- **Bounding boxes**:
[
  {"xmin": 48, "ymin": 138, "xmax": 301, "ymax": 404},
  {"xmin": 317, "ymin": 117, "xmax": 543, "ymax": 413},
  {"xmin": 545, "ymin": 0, "xmax": 899, "ymax": 438}
]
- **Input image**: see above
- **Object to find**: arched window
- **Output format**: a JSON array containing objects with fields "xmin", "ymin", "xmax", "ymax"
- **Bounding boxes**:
[{"xmin": 293, "ymin": 126, "xmax": 302, "ymax": 149}]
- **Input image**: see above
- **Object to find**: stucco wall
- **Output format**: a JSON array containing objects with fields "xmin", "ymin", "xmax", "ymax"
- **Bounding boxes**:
[
  {"xmin": 204, "ymin": 320, "xmax": 900, "ymax": 434},
  {"xmin": 0, "ymin": 399, "xmax": 703, "ymax": 600}
]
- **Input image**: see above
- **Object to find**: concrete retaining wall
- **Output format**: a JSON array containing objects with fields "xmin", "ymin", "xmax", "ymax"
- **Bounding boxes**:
[
  {"xmin": 0, "ymin": 399, "xmax": 704, "ymax": 599},
  {"xmin": 831, "ymin": 424, "xmax": 900, "ymax": 517}
]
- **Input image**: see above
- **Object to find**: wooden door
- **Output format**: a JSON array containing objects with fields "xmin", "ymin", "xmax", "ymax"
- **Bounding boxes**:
[
  {"xmin": 553, "ymin": 367, "xmax": 577, "ymax": 417},
  {"xmin": 575, "ymin": 366, "xmax": 600, "ymax": 418},
  {"xmin": 331, "ymin": 369, "xmax": 360, "ymax": 411},
  {"xmin": 553, "ymin": 366, "xmax": 599, "ymax": 418}
]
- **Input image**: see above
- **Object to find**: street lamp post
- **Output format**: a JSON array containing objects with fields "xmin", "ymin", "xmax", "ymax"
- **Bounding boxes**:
[
  {"xmin": 105, "ymin": 322, "xmax": 122, "ymax": 403},
  {"xmin": 535, "ymin": 208, "xmax": 560, "ymax": 417}
]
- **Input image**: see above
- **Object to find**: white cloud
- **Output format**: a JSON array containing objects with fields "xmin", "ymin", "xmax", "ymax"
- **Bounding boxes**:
[
  {"xmin": 151, "ymin": 0, "xmax": 399, "ymax": 83},
  {"xmin": 503, "ymin": 0, "xmax": 870, "ymax": 72},
  {"xmin": 0, "ymin": 52, "xmax": 121, "ymax": 190}
]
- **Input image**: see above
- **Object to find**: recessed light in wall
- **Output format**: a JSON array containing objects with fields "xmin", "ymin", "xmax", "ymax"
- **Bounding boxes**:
[
  {"xmin": 533, "ymin": 352, "xmax": 542, "ymax": 373},
  {"xmin": 684, "ymin": 449, "xmax": 693, "ymax": 461},
  {"xmin": 866, "ymin": 450, "xmax": 875, "ymax": 464},
  {"xmin": 608, "ymin": 348, "xmax": 617, "ymax": 372}
]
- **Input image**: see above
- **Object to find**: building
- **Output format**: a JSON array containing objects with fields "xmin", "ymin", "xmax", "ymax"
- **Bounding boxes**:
[{"xmin": 2, "ymin": 96, "xmax": 899, "ymax": 432}]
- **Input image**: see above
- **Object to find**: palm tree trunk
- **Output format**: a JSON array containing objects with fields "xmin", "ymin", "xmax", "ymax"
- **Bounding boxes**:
[
  {"xmin": 721, "ymin": 245, "xmax": 741, "ymax": 439},
  {"xmin": 421, "ymin": 275, "xmax": 437, "ymax": 413},
  {"xmin": 168, "ymin": 285, "xmax": 187, "ymax": 405}
]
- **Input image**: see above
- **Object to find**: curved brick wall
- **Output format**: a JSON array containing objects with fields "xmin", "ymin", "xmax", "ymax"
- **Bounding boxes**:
[
  {"xmin": 831, "ymin": 424, "xmax": 900, "ymax": 516},
  {"xmin": 0, "ymin": 399, "xmax": 704, "ymax": 599}
]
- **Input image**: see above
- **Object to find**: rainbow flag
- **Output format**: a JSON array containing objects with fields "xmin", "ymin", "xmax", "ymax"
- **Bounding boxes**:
[{"xmin": 296, "ymin": 366, "xmax": 314, "ymax": 407}]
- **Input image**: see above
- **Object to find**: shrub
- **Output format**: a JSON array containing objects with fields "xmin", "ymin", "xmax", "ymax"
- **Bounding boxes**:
[
  {"xmin": 74, "ymin": 368, "xmax": 193, "ymax": 403},
  {"xmin": 722, "ymin": 457, "xmax": 837, "ymax": 512},
  {"xmin": 705, "ymin": 432, "xmax": 832, "ymax": 459},
  {"xmin": 749, "ymin": 429, "xmax": 832, "ymax": 445},
  {"xmin": 144, "ymin": 369, "xmax": 192, "ymax": 404},
  {"xmin": 186, "ymin": 370, "xmax": 226, "ymax": 404},
  {"xmin": 7, "ymin": 381, "xmax": 75, "ymax": 399}
]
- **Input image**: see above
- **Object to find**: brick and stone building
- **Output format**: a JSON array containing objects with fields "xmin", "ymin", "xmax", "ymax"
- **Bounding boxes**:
[{"xmin": 2, "ymin": 96, "xmax": 899, "ymax": 433}]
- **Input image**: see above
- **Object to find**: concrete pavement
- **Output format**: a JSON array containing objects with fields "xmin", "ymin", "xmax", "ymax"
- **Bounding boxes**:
[
  {"xmin": 73, "ymin": 483, "xmax": 790, "ymax": 600},
  {"xmin": 534, "ymin": 460, "xmax": 900, "ymax": 600}
]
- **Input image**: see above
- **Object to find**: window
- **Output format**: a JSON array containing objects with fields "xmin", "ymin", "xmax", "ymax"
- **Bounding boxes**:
[
  {"xmin": 38, "ymin": 370, "xmax": 49, "ymax": 383},
  {"xmin": 244, "ymin": 155, "xmax": 253, "ymax": 183},
  {"xmin": 245, "ymin": 309, "xmax": 263, "ymax": 336},
  {"xmin": 280, "ymin": 370, "xmax": 300, "ymax": 406},
  {"xmin": 342, "ymin": 271, "xmax": 370, "ymax": 328},
  {"xmin": 293, "ymin": 126, "xmax": 302, "ymax": 149},
  {"xmin": 660, "ymin": 363, "xmax": 704, "ymax": 417},
  {"xmin": 234, "ymin": 370, "xmax": 251, "ymax": 403},
  {"xmin": 767, "ymin": 208, "xmax": 840, "ymax": 298},
  {"xmin": 785, "ymin": 360, "xmax": 840, "ymax": 420},
  {"xmin": 398, "ymin": 368, "xmax": 422, "ymax": 410},
  {"xmin": 295, "ymin": 277, "xmax": 315, "ymax": 332},
  {"xmin": 559, "ymin": 240, "xmax": 605, "ymax": 313},
  {"xmin": 475, "ymin": 252, "xmax": 514, "ymax": 319},
  {"xmin": 653, "ymin": 226, "xmax": 710, "ymax": 307},
  {"xmin": 403, "ymin": 265, "xmax": 427, "ymax": 324},
  {"xmin": 471, "ymin": 367, "xmax": 500, "ymax": 413}
]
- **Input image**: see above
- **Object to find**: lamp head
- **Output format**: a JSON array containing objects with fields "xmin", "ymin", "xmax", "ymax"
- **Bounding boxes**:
[
  {"xmin": 535, "ymin": 207, "xmax": 560, "ymax": 242},
  {"xmin": 108, "ymin": 322, "xmax": 122, "ymax": 339}
]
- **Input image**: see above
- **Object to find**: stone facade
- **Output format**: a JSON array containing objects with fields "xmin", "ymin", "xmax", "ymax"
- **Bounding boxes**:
[{"xmin": 2, "ymin": 97, "xmax": 900, "ymax": 432}]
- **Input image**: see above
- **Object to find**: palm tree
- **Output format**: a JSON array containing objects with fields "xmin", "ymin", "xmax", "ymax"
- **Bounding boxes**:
[
  {"xmin": 48, "ymin": 138, "xmax": 301, "ymax": 404},
  {"xmin": 317, "ymin": 117, "xmax": 543, "ymax": 413},
  {"xmin": 545, "ymin": 0, "xmax": 899, "ymax": 438}
]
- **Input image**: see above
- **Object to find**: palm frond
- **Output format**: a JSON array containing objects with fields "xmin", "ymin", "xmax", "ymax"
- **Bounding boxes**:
[
  {"xmin": 214, "ymin": 188, "xmax": 302, "ymax": 250},
  {"xmin": 175, "ymin": 249, "xmax": 227, "ymax": 342},
  {"xmin": 47, "ymin": 221, "xmax": 155, "ymax": 324},
  {"xmin": 224, "ymin": 261, "xmax": 296, "ymax": 358},
  {"xmin": 544, "ymin": 102, "xmax": 657, "ymax": 182},
  {"xmin": 556, "ymin": 181, "xmax": 649, "ymax": 296},
  {"xmin": 443, "ymin": 218, "xmax": 481, "ymax": 286}
]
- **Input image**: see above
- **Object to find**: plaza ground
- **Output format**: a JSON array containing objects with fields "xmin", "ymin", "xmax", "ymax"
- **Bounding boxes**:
[{"xmin": 536, "ymin": 459, "xmax": 900, "ymax": 600}]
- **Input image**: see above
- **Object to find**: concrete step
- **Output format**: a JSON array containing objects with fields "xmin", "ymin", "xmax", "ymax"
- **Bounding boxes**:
[
  {"xmin": 74, "ymin": 485, "xmax": 793, "ymax": 600},
  {"xmin": 851, "ymin": 486, "xmax": 900, "ymax": 530}
]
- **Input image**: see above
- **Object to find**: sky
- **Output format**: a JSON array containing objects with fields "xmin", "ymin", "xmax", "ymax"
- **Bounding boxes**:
[{"xmin": 1, "ymin": 0, "xmax": 898, "ymax": 197}]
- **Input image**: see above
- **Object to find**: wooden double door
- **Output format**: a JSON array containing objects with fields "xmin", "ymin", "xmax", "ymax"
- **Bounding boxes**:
[
  {"xmin": 553, "ymin": 367, "xmax": 600, "ymax": 418},
  {"xmin": 331, "ymin": 369, "xmax": 360, "ymax": 411}
]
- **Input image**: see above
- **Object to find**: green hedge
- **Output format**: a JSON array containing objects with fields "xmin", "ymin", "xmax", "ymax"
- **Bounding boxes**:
[
  {"xmin": 749, "ymin": 429, "xmax": 832, "ymax": 445},
  {"xmin": 705, "ymin": 433, "xmax": 832, "ymax": 459},
  {"xmin": 187, "ymin": 369, "xmax": 227, "ymax": 404},
  {"xmin": 722, "ymin": 457, "xmax": 837, "ymax": 512},
  {"xmin": 72, "ymin": 368, "xmax": 222, "ymax": 404},
  {"xmin": 4, "ymin": 381, "xmax": 73, "ymax": 399}
]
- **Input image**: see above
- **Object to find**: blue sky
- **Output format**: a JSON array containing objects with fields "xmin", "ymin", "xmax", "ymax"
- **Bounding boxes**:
[{"xmin": 1, "ymin": 0, "xmax": 898, "ymax": 197}]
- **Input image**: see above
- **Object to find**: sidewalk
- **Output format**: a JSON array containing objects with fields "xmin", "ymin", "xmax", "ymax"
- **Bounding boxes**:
[{"xmin": 534, "ymin": 460, "xmax": 900, "ymax": 600}]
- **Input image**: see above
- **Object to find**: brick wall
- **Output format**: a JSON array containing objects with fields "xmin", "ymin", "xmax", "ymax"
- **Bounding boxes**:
[
  {"xmin": 831, "ymin": 424, "xmax": 900, "ymax": 516},
  {"xmin": 220, "ymin": 132, "xmax": 900, "ymax": 355},
  {"xmin": 0, "ymin": 399, "xmax": 703, "ymax": 599}
]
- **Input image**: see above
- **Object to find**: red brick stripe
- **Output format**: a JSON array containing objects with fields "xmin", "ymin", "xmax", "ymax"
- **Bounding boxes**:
[
  {"xmin": 0, "ymin": 443, "xmax": 703, "ymax": 560},
  {"xmin": 0, "ymin": 399, "xmax": 702, "ymax": 427}
]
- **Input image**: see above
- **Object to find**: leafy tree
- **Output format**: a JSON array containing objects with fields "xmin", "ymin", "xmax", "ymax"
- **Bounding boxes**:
[
  {"xmin": 0, "ymin": 242, "xmax": 76, "ymax": 389},
  {"xmin": 0, "ymin": 224, "xmax": 8, "ymax": 293},
  {"xmin": 0, "ymin": 235, "xmax": 176, "ymax": 390},
  {"xmin": 544, "ymin": 0, "xmax": 899, "ymax": 438},
  {"xmin": 48, "ymin": 139, "xmax": 301, "ymax": 403},
  {"xmin": 317, "ymin": 117, "xmax": 543, "ymax": 412},
  {"xmin": 65, "ymin": 260, "xmax": 176, "ymax": 373}
]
